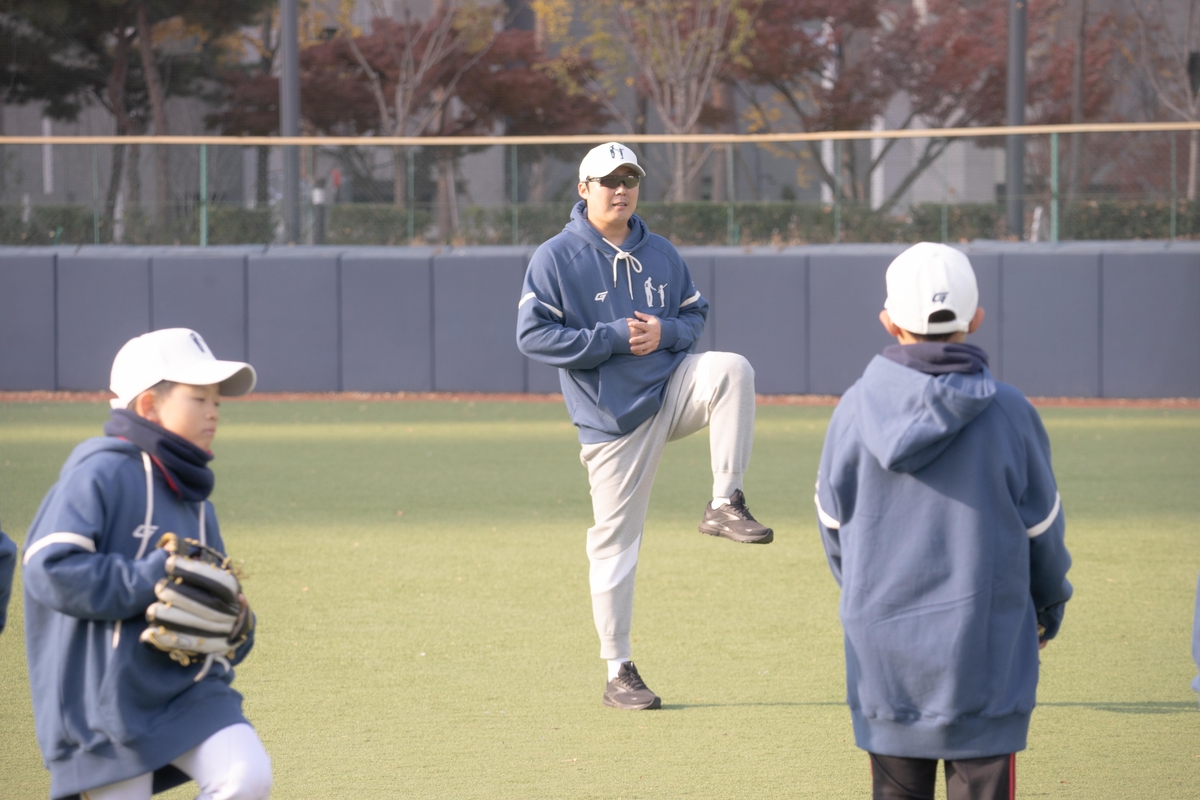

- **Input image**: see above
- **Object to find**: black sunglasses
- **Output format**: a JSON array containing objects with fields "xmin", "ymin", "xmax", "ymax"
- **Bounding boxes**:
[{"xmin": 588, "ymin": 175, "xmax": 641, "ymax": 189}]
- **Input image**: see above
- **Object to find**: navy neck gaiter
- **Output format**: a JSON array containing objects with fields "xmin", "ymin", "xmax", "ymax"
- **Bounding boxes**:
[
  {"xmin": 104, "ymin": 409, "xmax": 215, "ymax": 502},
  {"xmin": 882, "ymin": 342, "xmax": 989, "ymax": 376}
]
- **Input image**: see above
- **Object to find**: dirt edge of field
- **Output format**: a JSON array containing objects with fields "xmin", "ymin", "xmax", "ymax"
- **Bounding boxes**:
[{"xmin": 2, "ymin": 390, "xmax": 1199, "ymax": 409}]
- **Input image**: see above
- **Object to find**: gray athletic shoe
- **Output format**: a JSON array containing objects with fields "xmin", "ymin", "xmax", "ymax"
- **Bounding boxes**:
[
  {"xmin": 603, "ymin": 661, "xmax": 662, "ymax": 710},
  {"xmin": 699, "ymin": 489, "xmax": 774, "ymax": 544}
]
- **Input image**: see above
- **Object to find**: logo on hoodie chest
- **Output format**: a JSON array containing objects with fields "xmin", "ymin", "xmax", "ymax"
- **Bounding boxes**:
[{"xmin": 643, "ymin": 277, "xmax": 667, "ymax": 308}]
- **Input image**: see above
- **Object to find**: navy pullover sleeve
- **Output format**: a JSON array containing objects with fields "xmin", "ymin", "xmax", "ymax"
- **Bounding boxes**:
[
  {"xmin": 1018, "ymin": 408, "xmax": 1072, "ymax": 641},
  {"xmin": 23, "ymin": 467, "xmax": 167, "ymax": 621},
  {"xmin": 656, "ymin": 254, "xmax": 708, "ymax": 353},
  {"xmin": 1193, "ymin": 570, "xmax": 1200, "ymax": 702},
  {"xmin": 517, "ymin": 246, "xmax": 632, "ymax": 369},
  {"xmin": 815, "ymin": 405, "xmax": 856, "ymax": 586},
  {"xmin": 0, "ymin": 528, "xmax": 16, "ymax": 633}
]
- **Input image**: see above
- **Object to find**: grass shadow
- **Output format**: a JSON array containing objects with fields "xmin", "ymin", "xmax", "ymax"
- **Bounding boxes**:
[
  {"xmin": 660, "ymin": 701, "xmax": 845, "ymax": 710},
  {"xmin": 1040, "ymin": 700, "xmax": 1198, "ymax": 715}
]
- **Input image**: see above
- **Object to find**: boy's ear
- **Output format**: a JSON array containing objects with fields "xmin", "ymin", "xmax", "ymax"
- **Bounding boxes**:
[
  {"xmin": 967, "ymin": 307, "xmax": 985, "ymax": 334},
  {"xmin": 577, "ymin": 181, "xmax": 589, "ymax": 200},
  {"xmin": 133, "ymin": 390, "xmax": 158, "ymax": 420},
  {"xmin": 879, "ymin": 309, "xmax": 903, "ymax": 338}
]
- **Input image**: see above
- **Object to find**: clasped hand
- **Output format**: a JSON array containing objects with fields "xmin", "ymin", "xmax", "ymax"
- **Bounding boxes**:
[{"xmin": 627, "ymin": 311, "xmax": 661, "ymax": 356}]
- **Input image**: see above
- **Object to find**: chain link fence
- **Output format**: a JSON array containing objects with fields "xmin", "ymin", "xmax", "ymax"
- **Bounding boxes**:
[{"xmin": 0, "ymin": 126, "xmax": 1190, "ymax": 247}]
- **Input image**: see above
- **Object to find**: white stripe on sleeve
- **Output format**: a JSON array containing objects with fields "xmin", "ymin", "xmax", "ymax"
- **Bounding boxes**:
[
  {"xmin": 1026, "ymin": 492, "xmax": 1062, "ymax": 538},
  {"xmin": 815, "ymin": 494, "xmax": 841, "ymax": 530},
  {"xmin": 680, "ymin": 291, "xmax": 702, "ymax": 308},
  {"xmin": 23, "ymin": 532, "xmax": 97, "ymax": 565},
  {"xmin": 519, "ymin": 291, "xmax": 564, "ymax": 318}
]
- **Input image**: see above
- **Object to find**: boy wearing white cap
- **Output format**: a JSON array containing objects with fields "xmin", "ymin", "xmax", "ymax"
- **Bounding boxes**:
[
  {"xmin": 517, "ymin": 142, "xmax": 772, "ymax": 710},
  {"xmin": 814, "ymin": 243, "xmax": 1073, "ymax": 799},
  {"xmin": 22, "ymin": 329, "xmax": 272, "ymax": 800}
]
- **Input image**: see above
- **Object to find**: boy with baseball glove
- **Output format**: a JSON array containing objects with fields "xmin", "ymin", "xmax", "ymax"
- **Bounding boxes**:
[
  {"xmin": 22, "ymin": 328, "xmax": 271, "ymax": 800},
  {"xmin": 814, "ymin": 243, "xmax": 1073, "ymax": 799}
]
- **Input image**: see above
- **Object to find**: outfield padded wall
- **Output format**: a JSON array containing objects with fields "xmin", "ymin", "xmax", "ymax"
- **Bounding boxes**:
[{"xmin": 1, "ymin": 242, "xmax": 1196, "ymax": 398}]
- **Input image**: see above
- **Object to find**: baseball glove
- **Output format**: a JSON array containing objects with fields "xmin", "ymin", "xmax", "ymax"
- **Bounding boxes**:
[{"xmin": 140, "ymin": 533, "xmax": 252, "ymax": 679}]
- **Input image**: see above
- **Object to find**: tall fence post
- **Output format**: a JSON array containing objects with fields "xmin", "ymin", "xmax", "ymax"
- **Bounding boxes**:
[
  {"xmin": 1171, "ymin": 132, "xmax": 1178, "ymax": 240},
  {"xmin": 1050, "ymin": 132, "xmax": 1059, "ymax": 243},
  {"xmin": 511, "ymin": 144, "xmax": 519, "ymax": 245},
  {"xmin": 280, "ymin": 0, "xmax": 301, "ymax": 243},
  {"xmin": 407, "ymin": 148, "xmax": 416, "ymax": 243},
  {"xmin": 91, "ymin": 144, "xmax": 99, "ymax": 245},
  {"xmin": 725, "ymin": 142, "xmax": 737, "ymax": 245},
  {"xmin": 199, "ymin": 143, "xmax": 208, "ymax": 247},
  {"xmin": 939, "ymin": 138, "xmax": 948, "ymax": 244},
  {"xmin": 833, "ymin": 139, "xmax": 841, "ymax": 244}
]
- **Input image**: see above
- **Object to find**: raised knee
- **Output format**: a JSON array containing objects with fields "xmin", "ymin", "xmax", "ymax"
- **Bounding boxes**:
[{"xmin": 716, "ymin": 352, "xmax": 754, "ymax": 385}]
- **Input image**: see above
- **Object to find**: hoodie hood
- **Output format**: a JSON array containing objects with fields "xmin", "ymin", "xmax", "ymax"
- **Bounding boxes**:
[
  {"xmin": 60, "ymin": 433, "xmax": 142, "ymax": 475},
  {"xmin": 566, "ymin": 200, "xmax": 651, "ymax": 302},
  {"xmin": 566, "ymin": 199, "xmax": 649, "ymax": 253},
  {"xmin": 882, "ymin": 342, "xmax": 988, "ymax": 376},
  {"xmin": 854, "ymin": 354, "xmax": 996, "ymax": 473}
]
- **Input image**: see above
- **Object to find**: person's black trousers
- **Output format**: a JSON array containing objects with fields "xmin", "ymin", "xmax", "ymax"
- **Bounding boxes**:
[{"xmin": 870, "ymin": 752, "xmax": 1015, "ymax": 800}]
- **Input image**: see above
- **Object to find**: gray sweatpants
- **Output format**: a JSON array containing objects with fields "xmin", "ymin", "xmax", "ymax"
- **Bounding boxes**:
[{"xmin": 579, "ymin": 351, "xmax": 756, "ymax": 661}]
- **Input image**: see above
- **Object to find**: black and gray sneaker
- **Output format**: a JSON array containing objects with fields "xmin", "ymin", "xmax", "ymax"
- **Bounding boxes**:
[
  {"xmin": 603, "ymin": 661, "xmax": 662, "ymax": 710},
  {"xmin": 698, "ymin": 489, "xmax": 774, "ymax": 544}
]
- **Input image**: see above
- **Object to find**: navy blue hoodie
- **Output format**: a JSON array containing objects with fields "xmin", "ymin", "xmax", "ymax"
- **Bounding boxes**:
[
  {"xmin": 517, "ymin": 201, "xmax": 709, "ymax": 442},
  {"xmin": 815, "ymin": 348, "xmax": 1072, "ymax": 760},
  {"xmin": 0, "ymin": 527, "xmax": 15, "ymax": 632},
  {"xmin": 23, "ymin": 435, "xmax": 253, "ymax": 799}
]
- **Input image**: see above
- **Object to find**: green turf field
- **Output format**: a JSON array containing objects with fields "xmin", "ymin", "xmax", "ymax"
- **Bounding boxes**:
[{"xmin": 1, "ymin": 399, "xmax": 1198, "ymax": 799}]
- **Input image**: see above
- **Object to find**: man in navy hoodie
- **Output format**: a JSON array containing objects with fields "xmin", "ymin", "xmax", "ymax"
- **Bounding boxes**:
[
  {"xmin": 518, "ymin": 142, "xmax": 773, "ymax": 710},
  {"xmin": 815, "ymin": 243, "xmax": 1073, "ymax": 799},
  {"xmin": 23, "ymin": 328, "xmax": 271, "ymax": 800}
]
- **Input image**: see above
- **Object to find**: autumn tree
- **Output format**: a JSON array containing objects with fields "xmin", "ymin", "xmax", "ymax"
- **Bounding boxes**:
[
  {"xmin": 734, "ymin": 0, "xmax": 1115, "ymax": 213},
  {"xmin": 300, "ymin": 0, "xmax": 499, "ymax": 230},
  {"xmin": 205, "ymin": 8, "xmax": 281, "ymax": 207},
  {"xmin": 300, "ymin": 3, "xmax": 607, "ymax": 239},
  {"xmin": 0, "ymin": 2, "xmax": 156, "ymax": 235},
  {"xmin": 547, "ymin": 0, "xmax": 760, "ymax": 200},
  {"xmin": 1131, "ymin": 0, "xmax": 1200, "ymax": 199}
]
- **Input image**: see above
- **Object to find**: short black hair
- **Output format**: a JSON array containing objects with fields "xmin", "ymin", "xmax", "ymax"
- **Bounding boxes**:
[
  {"xmin": 126, "ymin": 379, "xmax": 178, "ymax": 410},
  {"xmin": 904, "ymin": 310, "xmax": 958, "ymax": 342}
]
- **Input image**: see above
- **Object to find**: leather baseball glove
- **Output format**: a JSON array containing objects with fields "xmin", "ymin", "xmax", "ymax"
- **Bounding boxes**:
[{"xmin": 140, "ymin": 533, "xmax": 253, "ymax": 680}]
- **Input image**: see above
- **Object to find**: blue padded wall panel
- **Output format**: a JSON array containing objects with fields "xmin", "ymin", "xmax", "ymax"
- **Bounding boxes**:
[
  {"xmin": 808, "ymin": 246, "xmax": 906, "ymax": 395},
  {"xmin": 434, "ymin": 249, "xmax": 529, "ymax": 392},
  {"xmin": 1101, "ymin": 251, "xmax": 1200, "ymax": 398},
  {"xmin": 341, "ymin": 253, "xmax": 433, "ymax": 391},
  {"xmin": 57, "ymin": 254, "xmax": 151, "ymax": 390},
  {"xmin": 526, "ymin": 360, "xmax": 561, "ymax": 393},
  {"xmin": 684, "ymin": 253, "xmax": 716, "ymax": 354},
  {"xmin": 1000, "ymin": 251, "xmax": 1100, "ymax": 397},
  {"xmin": 151, "ymin": 255, "xmax": 247, "ymax": 362},
  {"xmin": 0, "ymin": 253, "xmax": 56, "ymax": 389},
  {"xmin": 964, "ymin": 252, "xmax": 1002, "ymax": 380},
  {"xmin": 247, "ymin": 254, "xmax": 339, "ymax": 391},
  {"xmin": 712, "ymin": 251, "xmax": 807, "ymax": 394}
]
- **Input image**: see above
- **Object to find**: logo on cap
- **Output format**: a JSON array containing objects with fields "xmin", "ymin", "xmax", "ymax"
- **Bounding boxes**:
[
  {"xmin": 610, "ymin": 145, "xmax": 624, "ymax": 159},
  {"xmin": 190, "ymin": 332, "xmax": 209, "ymax": 354},
  {"xmin": 932, "ymin": 292, "xmax": 948, "ymax": 303}
]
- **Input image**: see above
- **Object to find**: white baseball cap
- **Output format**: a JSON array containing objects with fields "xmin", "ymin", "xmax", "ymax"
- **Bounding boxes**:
[
  {"xmin": 110, "ymin": 328, "xmax": 256, "ymax": 409},
  {"xmin": 578, "ymin": 142, "xmax": 646, "ymax": 182},
  {"xmin": 884, "ymin": 243, "xmax": 978, "ymax": 335}
]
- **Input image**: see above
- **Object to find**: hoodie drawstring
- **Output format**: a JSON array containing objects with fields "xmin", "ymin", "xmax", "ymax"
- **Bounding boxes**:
[{"xmin": 602, "ymin": 237, "xmax": 643, "ymax": 299}]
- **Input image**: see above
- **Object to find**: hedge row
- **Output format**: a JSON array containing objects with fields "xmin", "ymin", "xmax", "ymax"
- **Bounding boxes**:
[{"xmin": 1, "ymin": 200, "xmax": 1194, "ymax": 246}]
